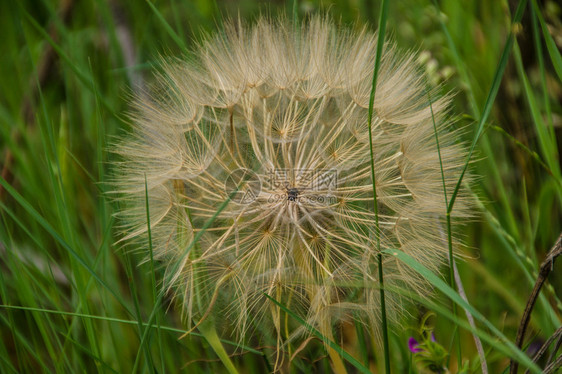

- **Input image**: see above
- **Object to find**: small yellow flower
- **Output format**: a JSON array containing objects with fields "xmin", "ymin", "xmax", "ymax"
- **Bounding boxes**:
[{"xmin": 113, "ymin": 15, "xmax": 472, "ymax": 350}]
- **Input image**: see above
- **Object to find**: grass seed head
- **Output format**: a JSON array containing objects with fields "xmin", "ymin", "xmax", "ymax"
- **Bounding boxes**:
[{"xmin": 113, "ymin": 14, "xmax": 473, "ymax": 348}]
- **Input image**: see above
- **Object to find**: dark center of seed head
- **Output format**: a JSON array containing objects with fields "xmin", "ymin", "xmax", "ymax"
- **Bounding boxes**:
[{"xmin": 287, "ymin": 188, "xmax": 299, "ymax": 201}]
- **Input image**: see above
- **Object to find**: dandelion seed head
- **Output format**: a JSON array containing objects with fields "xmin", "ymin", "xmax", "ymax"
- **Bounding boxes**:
[{"xmin": 112, "ymin": 15, "xmax": 473, "ymax": 348}]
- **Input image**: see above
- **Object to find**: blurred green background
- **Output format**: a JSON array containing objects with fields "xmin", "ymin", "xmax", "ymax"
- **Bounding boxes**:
[{"xmin": 0, "ymin": 0, "xmax": 561, "ymax": 372}]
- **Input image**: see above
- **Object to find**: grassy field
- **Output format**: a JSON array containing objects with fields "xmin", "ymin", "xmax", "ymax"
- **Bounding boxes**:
[{"xmin": 1, "ymin": 0, "xmax": 561, "ymax": 372}]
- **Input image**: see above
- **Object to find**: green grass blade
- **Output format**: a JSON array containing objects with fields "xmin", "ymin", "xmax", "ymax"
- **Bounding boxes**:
[
  {"xmin": 144, "ymin": 175, "xmax": 165, "ymax": 371},
  {"xmin": 20, "ymin": 8, "xmax": 120, "ymax": 121},
  {"xmin": 0, "ymin": 313, "xmax": 52, "ymax": 372},
  {"xmin": 367, "ymin": 0, "xmax": 391, "ymax": 372},
  {"xmin": 383, "ymin": 249, "xmax": 541, "ymax": 373},
  {"xmin": 532, "ymin": 0, "xmax": 562, "ymax": 82},
  {"xmin": 0, "ymin": 176, "xmax": 133, "ymax": 316},
  {"xmin": 387, "ymin": 284, "xmax": 528, "ymax": 374},
  {"xmin": 490, "ymin": 125, "xmax": 558, "ymax": 180},
  {"xmin": 448, "ymin": 0, "xmax": 528, "ymax": 212},
  {"xmin": 145, "ymin": 0, "xmax": 188, "ymax": 51},
  {"xmin": 430, "ymin": 0, "xmax": 480, "ymax": 118},
  {"xmin": 0, "ymin": 305, "xmax": 263, "ymax": 355},
  {"xmin": 60, "ymin": 334, "xmax": 120, "ymax": 374},
  {"xmin": 123, "ymin": 250, "xmax": 155, "ymax": 372},
  {"xmin": 427, "ymin": 90, "xmax": 462, "ymax": 367},
  {"xmin": 198, "ymin": 323, "xmax": 240, "ymax": 374},
  {"xmin": 132, "ymin": 193, "xmax": 237, "ymax": 372},
  {"xmin": 529, "ymin": 0, "xmax": 554, "ymax": 136},
  {"xmin": 512, "ymin": 41, "xmax": 561, "ymax": 180}
]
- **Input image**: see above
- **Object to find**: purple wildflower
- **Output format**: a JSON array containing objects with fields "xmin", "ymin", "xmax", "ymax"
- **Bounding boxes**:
[{"xmin": 408, "ymin": 337, "xmax": 423, "ymax": 353}]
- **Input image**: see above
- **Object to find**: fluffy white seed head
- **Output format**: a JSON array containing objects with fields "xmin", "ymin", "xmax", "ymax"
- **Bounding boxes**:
[{"xmin": 112, "ymin": 15, "xmax": 472, "ymax": 348}]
